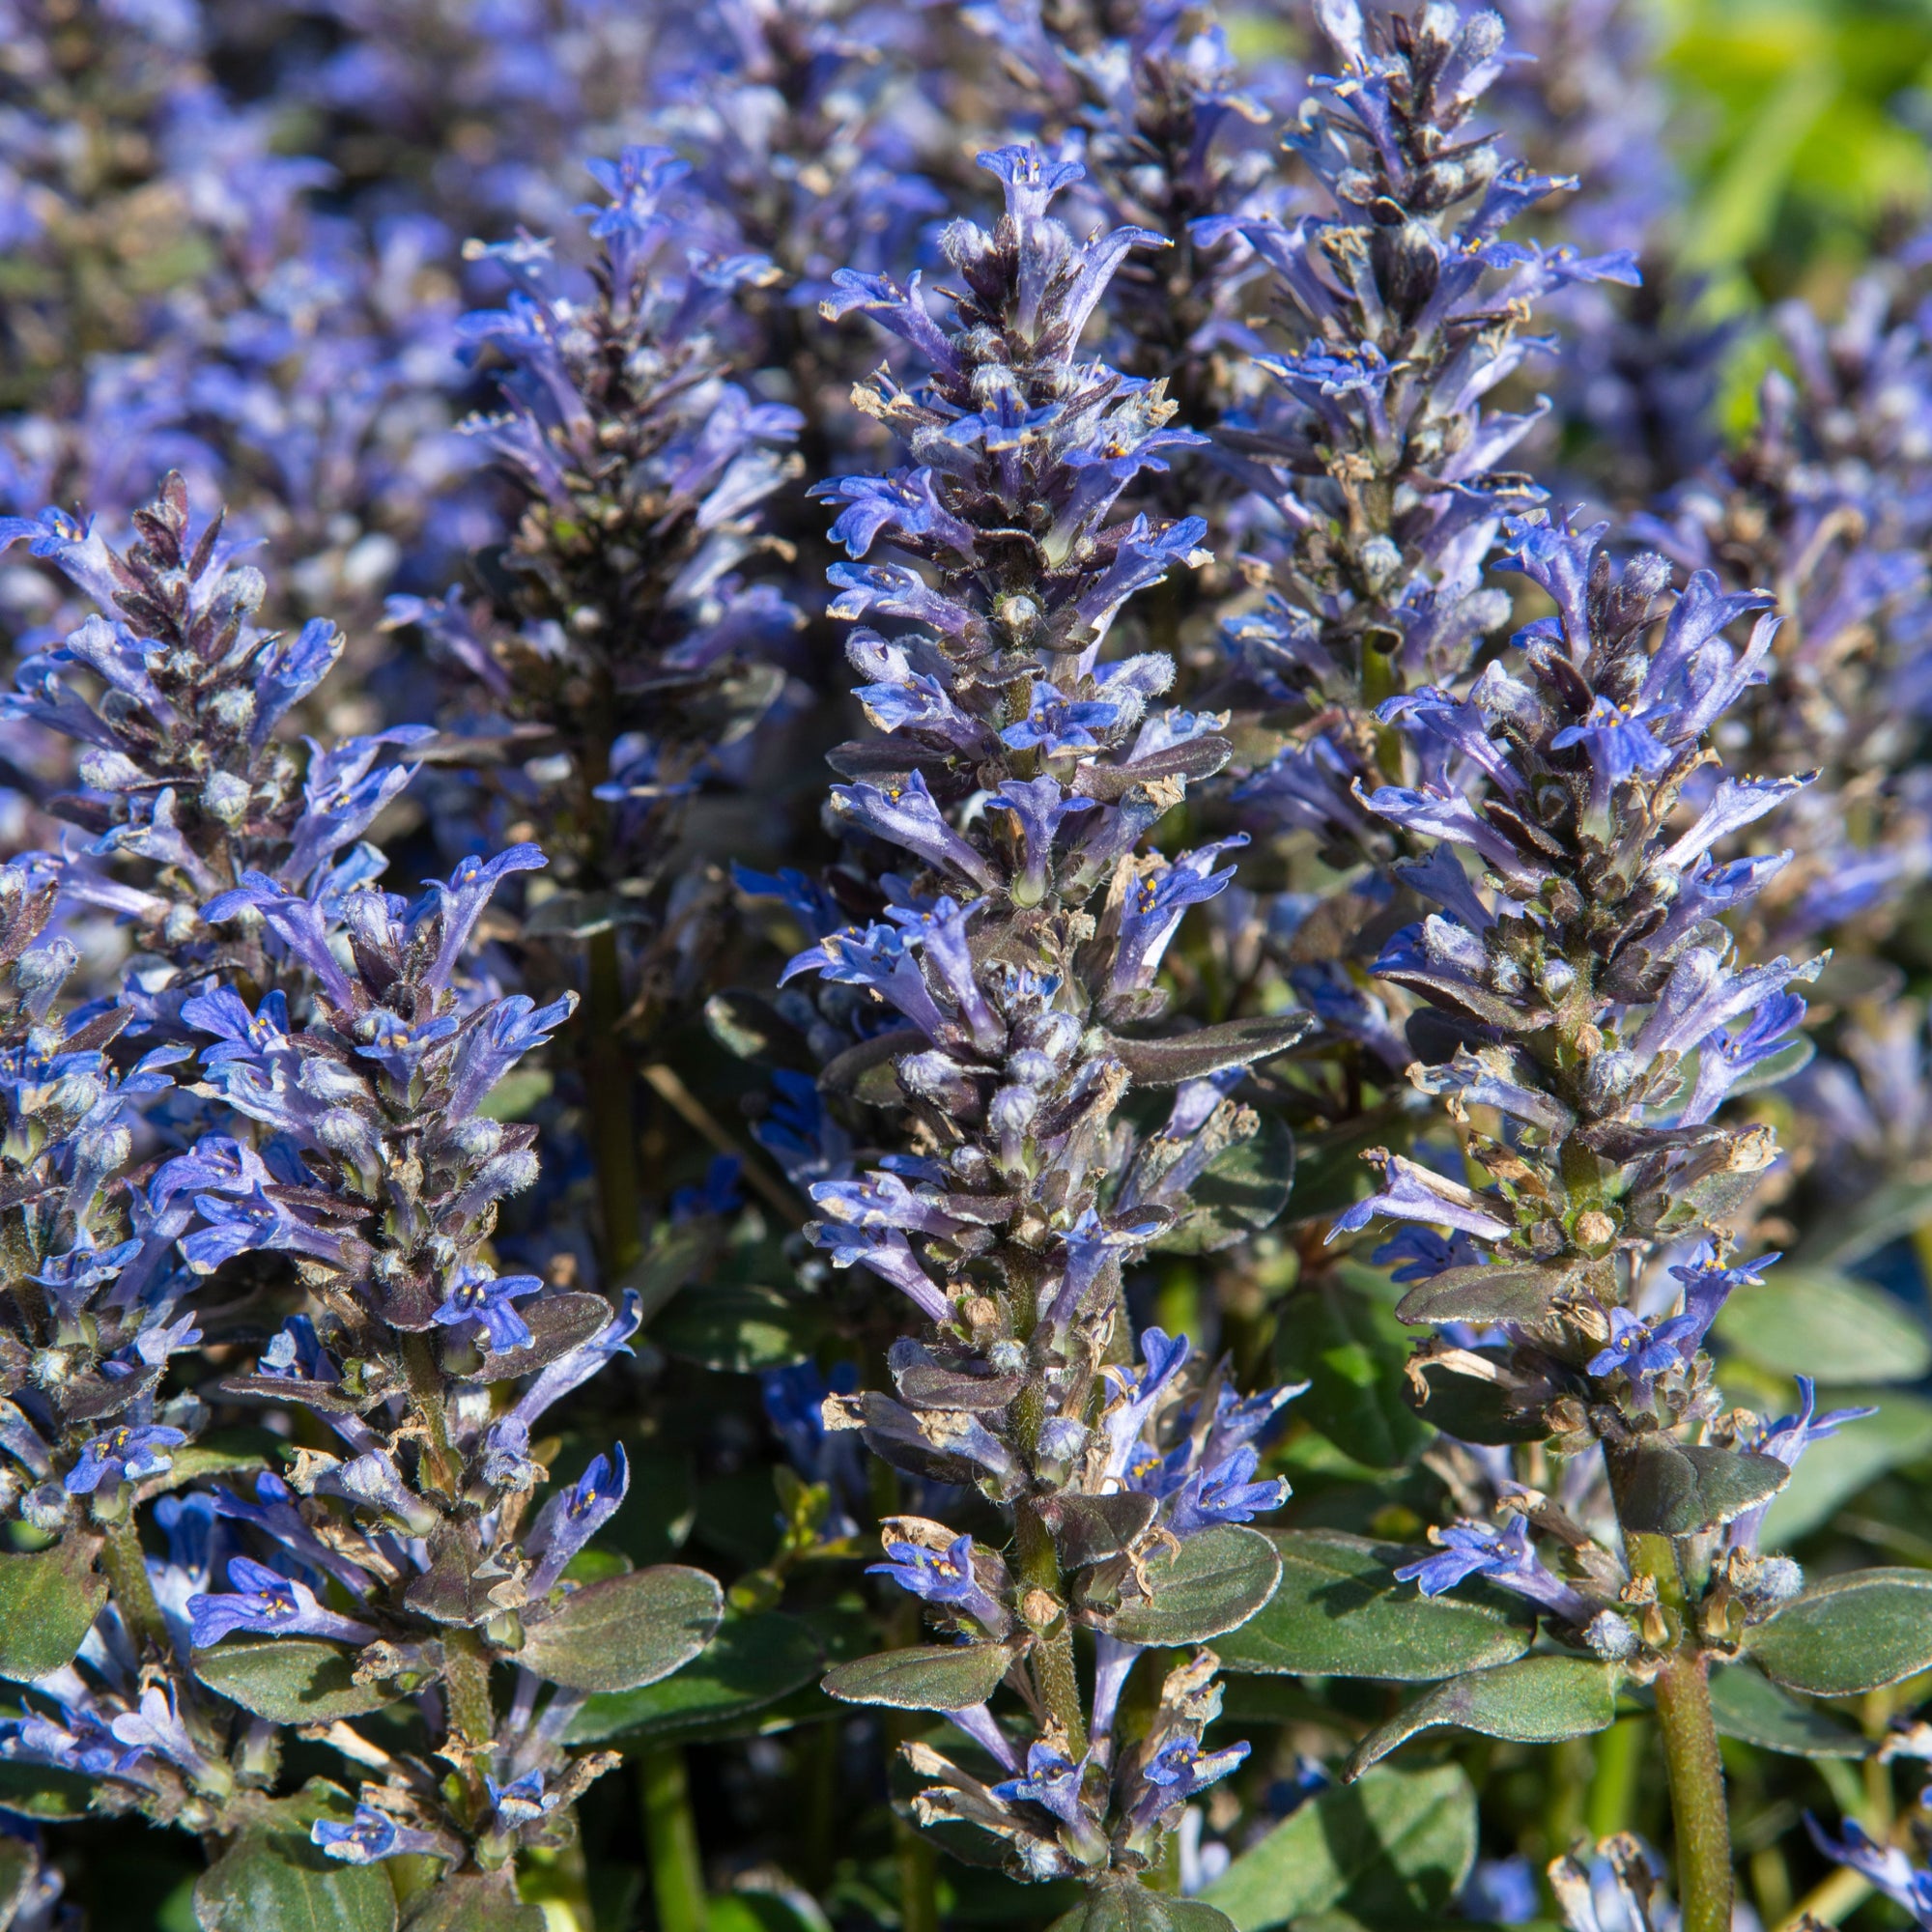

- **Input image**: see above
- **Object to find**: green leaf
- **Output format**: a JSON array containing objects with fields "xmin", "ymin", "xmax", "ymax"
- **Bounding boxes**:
[
  {"xmin": 1096, "ymin": 1525, "xmax": 1281, "ymax": 1646},
  {"xmin": 822, "ymin": 1642, "xmax": 1015, "ymax": 1713},
  {"xmin": 1394, "ymin": 1264, "xmax": 1579, "ymax": 1327},
  {"xmin": 1758, "ymin": 1389, "xmax": 1932, "ymax": 1547},
  {"xmin": 1047, "ymin": 1877, "xmax": 1237, "ymax": 1932},
  {"xmin": 1213, "ymin": 1530, "xmax": 1533, "ymax": 1682},
  {"xmin": 565, "ymin": 1610, "xmax": 821, "ymax": 1745},
  {"xmin": 1344, "ymin": 1656, "xmax": 1618, "ymax": 1780},
  {"xmin": 1039, "ymin": 1492, "xmax": 1158, "ymax": 1569},
  {"xmin": 1153, "ymin": 1114, "xmax": 1294, "ymax": 1256},
  {"xmin": 194, "ymin": 1780, "xmax": 399, "ymax": 1932},
  {"xmin": 1705, "ymin": 1663, "xmax": 1865, "ymax": 1758},
  {"xmin": 1606, "ymin": 1438, "xmax": 1789, "ymax": 1537},
  {"xmin": 1110, "ymin": 1015, "xmax": 1311, "ymax": 1088},
  {"xmin": 1405, "ymin": 1350, "xmax": 1551, "ymax": 1445},
  {"xmin": 1713, "ymin": 1269, "xmax": 1932, "ymax": 1384},
  {"xmin": 1283, "ymin": 1113, "xmax": 1396, "ymax": 1227},
  {"xmin": 1745, "ymin": 1568, "xmax": 1932, "ymax": 1696},
  {"xmin": 193, "ymin": 1639, "xmax": 396, "ymax": 1725},
  {"xmin": 1202, "ymin": 1763, "xmax": 1477, "ymax": 1931},
  {"xmin": 653, "ymin": 1282, "xmax": 816, "ymax": 1372},
  {"xmin": 0, "ymin": 1539, "xmax": 106, "ymax": 1683},
  {"xmin": 1276, "ymin": 1278, "xmax": 1426, "ymax": 1470},
  {"xmin": 1794, "ymin": 1177, "xmax": 1932, "ymax": 1272},
  {"xmin": 0, "ymin": 1758, "xmax": 95, "ymax": 1819},
  {"xmin": 399, "ymin": 1874, "xmax": 543, "ymax": 1932},
  {"xmin": 516, "ymin": 1564, "xmax": 723, "ymax": 1694}
]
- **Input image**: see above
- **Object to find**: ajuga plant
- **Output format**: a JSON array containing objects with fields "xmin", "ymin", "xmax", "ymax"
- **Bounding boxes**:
[
  {"xmin": 399, "ymin": 145, "xmax": 806, "ymax": 1277},
  {"xmin": 1215, "ymin": 512, "xmax": 1889, "ymax": 1932},
  {"xmin": 953, "ymin": 0, "xmax": 1293, "ymax": 440},
  {"xmin": 1636, "ymin": 278, "xmax": 1932, "ymax": 949},
  {"xmin": 770, "ymin": 144, "xmax": 1312, "ymax": 1921},
  {"xmin": 1218, "ymin": 0, "xmax": 1639, "ymax": 866},
  {"xmin": 0, "ymin": 480, "xmax": 729, "ymax": 1926}
]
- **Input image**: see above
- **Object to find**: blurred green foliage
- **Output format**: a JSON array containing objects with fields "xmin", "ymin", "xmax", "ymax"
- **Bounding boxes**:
[{"xmin": 1662, "ymin": 0, "xmax": 1932, "ymax": 297}]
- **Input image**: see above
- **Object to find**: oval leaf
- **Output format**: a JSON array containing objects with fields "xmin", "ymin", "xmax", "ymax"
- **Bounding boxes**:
[
  {"xmin": 566, "ymin": 1610, "xmax": 822, "ymax": 1745},
  {"xmin": 1109, "ymin": 1015, "xmax": 1311, "ymax": 1087},
  {"xmin": 194, "ymin": 1638, "xmax": 396, "ymax": 1725},
  {"xmin": 1203, "ymin": 1763, "xmax": 1478, "ymax": 1931},
  {"xmin": 1714, "ymin": 1268, "xmax": 1932, "ymax": 1384},
  {"xmin": 399, "ymin": 1874, "xmax": 544, "ymax": 1932},
  {"xmin": 1154, "ymin": 1115, "xmax": 1295, "ymax": 1256},
  {"xmin": 1705, "ymin": 1663, "xmax": 1865, "ymax": 1758},
  {"xmin": 1395, "ymin": 1263, "xmax": 1579, "ymax": 1327},
  {"xmin": 822, "ymin": 1642, "xmax": 1015, "ymax": 1713},
  {"xmin": 1746, "ymin": 1568, "xmax": 1932, "ymax": 1696},
  {"xmin": 1607, "ymin": 1438, "xmax": 1788, "ymax": 1537},
  {"xmin": 516, "ymin": 1564, "xmax": 722, "ymax": 1694},
  {"xmin": 1048, "ymin": 1878, "xmax": 1237, "ymax": 1932},
  {"xmin": 194, "ymin": 1781, "xmax": 398, "ymax": 1932},
  {"xmin": 1344, "ymin": 1655, "xmax": 1618, "ymax": 1780},
  {"xmin": 0, "ymin": 1540, "xmax": 106, "ymax": 1684},
  {"xmin": 1099, "ymin": 1525, "xmax": 1282, "ymax": 1646},
  {"xmin": 1214, "ymin": 1530, "xmax": 1532, "ymax": 1682}
]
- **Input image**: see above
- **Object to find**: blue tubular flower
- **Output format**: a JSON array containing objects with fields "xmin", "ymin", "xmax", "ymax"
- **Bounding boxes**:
[
  {"xmin": 1327, "ymin": 1152, "xmax": 1511, "ymax": 1247},
  {"xmin": 428, "ymin": 1266, "xmax": 546, "ymax": 1354},
  {"xmin": 1804, "ymin": 1816, "xmax": 1932, "ymax": 1926},
  {"xmin": 1110, "ymin": 840, "xmax": 1245, "ymax": 993},
  {"xmin": 809, "ymin": 1223, "xmax": 952, "ymax": 1323},
  {"xmin": 486, "ymin": 1772, "xmax": 566, "ymax": 1830},
  {"xmin": 1133, "ymin": 1738, "xmax": 1251, "ymax": 1827},
  {"xmin": 1166, "ymin": 1447, "xmax": 1289, "ymax": 1540},
  {"xmin": 868, "ymin": 1532, "xmax": 1010, "ymax": 1637},
  {"xmin": 993, "ymin": 1741, "xmax": 1106, "ymax": 1859},
  {"xmin": 312, "ymin": 1807, "xmax": 447, "ymax": 1865},
  {"xmin": 1549, "ymin": 696, "xmax": 1675, "ymax": 813},
  {"xmin": 1394, "ymin": 1517, "xmax": 1593, "ymax": 1625},
  {"xmin": 526, "ymin": 1448, "xmax": 630, "ymax": 1597},
  {"xmin": 63, "ymin": 1426, "xmax": 187, "ymax": 1495},
  {"xmin": 1586, "ymin": 1308, "xmax": 1685, "ymax": 1384},
  {"xmin": 811, "ymin": 468, "xmax": 978, "ymax": 560},
  {"xmin": 187, "ymin": 1558, "xmax": 378, "ymax": 1649},
  {"xmin": 781, "ymin": 923, "xmax": 947, "ymax": 1040},
  {"xmin": 830, "ymin": 774, "xmax": 997, "ymax": 893}
]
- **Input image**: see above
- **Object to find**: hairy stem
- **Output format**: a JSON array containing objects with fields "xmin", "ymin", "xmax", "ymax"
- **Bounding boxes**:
[
  {"xmin": 1014, "ymin": 1498, "xmax": 1086, "ymax": 1750},
  {"xmin": 399, "ymin": 1331, "xmax": 462, "ymax": 1495},
  {"xmin": 442, "ymin": 1629, "xmax": 497, "ymax": 1750},
  {"xmin": 639, "ymin": 1745, "xmax": 709, "ymax": 1932},
  {"xmin": 1652, "ymin": 1648, "xmax": 1733, "ymax": 1932}
]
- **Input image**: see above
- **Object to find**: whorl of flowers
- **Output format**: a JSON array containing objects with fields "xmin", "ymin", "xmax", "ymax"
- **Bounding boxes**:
[
  {"xmin": 1219, "ymin": 0, "xmax": 1638, "ymax": 864},
  {"xmin": 0, "ymin": 476, "xmax": 425, "ymax": 981},
  {"xmin": 425, "ymin": 144, "xmax": 805, "ymax": 858},
  {"xmin": 1636, "ymin": 280, "xmax": 1932, "ymax": 946},
  {"xmin": 1344, "ymin": 514, "xmax": 1831, "ymax": 1660},
  {"xmin": 776, "ymin": 143, "xmax": 1311, "ymax": 1896},
  {"xmin": 956, "ymin": 0, "xmax": 1293, "ymax": 431}
]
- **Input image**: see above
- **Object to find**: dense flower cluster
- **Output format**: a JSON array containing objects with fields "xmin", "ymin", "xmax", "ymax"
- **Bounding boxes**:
[{"xmin": 2, "ymin": 2, "xmax": 1931, "ymax": 1929}]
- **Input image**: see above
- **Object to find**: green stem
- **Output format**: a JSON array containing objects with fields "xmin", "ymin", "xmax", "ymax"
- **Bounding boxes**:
[
  {"xmin": 399, "ymin": 1331, "xmax": 463, "ymax": 1495},
  {"xmin": 1585, "ymin": 1717, "xmax": 1647, "ymax": 1840},
  {"xmin": 639, "ymin": 1746, "xmax": 709, "ymax": 1932},
  {"xmin": 442, "ymin": 1629, "xmax": 497, "ymax": 1751},
  {"xmin": 585, "ymin": 925, "xmax": 642, "ymax": 1279},
  {"xmin": 1013, "ymin": 1499, "xmax": 1086, "ymax": 1750},
  {"xmin": 99, "ymin": 1520, "xmax": 169, "ymax": 1662},
  {"xmin": 1652, "ymin": 1648, "xmax": 1733, "ymax": 1932}
]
